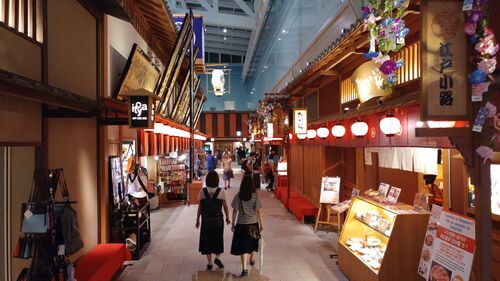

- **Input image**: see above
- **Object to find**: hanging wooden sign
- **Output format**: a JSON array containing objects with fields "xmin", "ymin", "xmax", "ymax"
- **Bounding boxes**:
[
  {"xmin": 122, "ymin": 89, "xmax": 160, "ymax": 129},
  {"xmin": 421, "ymin": 0, "xmax": 468, "ymax": 120}
]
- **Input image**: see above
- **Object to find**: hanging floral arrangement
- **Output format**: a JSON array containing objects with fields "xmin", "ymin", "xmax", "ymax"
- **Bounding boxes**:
[
  {"xmin": 362, "ymin": 0, "xmax": 409, "ymax": 91},
  {"xmin": 464, "ymin": 0, "xmax": 500, "ymax": 163}
]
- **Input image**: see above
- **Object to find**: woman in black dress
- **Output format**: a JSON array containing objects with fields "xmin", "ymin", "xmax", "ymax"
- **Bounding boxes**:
[
  {"xmin": 196, "ymin": 171, "xmax": 231, "ymax": 270},
  {"xmin": 230, "ymin": 175, "xmax": 264, "ymax": 276}
]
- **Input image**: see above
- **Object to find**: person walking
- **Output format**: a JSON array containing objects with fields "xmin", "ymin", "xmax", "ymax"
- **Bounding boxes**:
[
  {"xmin": 196, "ymin": 171, "xmax": 231, "ymax": 270},
  {"xmin": 206, "ymin": 150, "xmax": 215, "ymax": 172},
  {"xmin": 230, "ymin": 175, "xmax": 263, "ymax": 277},
  {"xmin": 266, "ymin": 156, "xmax": 276, "ymax": 192},
  {"xmin": 222, "ymin": 152, "xmax": 234, "ymax": 189}
]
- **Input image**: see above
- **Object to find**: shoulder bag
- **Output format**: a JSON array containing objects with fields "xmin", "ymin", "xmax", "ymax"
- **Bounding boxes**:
[
  {"xmin": 239, "ymin": 197, "xmax": 261, "ymax": 240},
  {"xmin": 21, "ymin": 172, "xmax": 48, "ymax": 234}
]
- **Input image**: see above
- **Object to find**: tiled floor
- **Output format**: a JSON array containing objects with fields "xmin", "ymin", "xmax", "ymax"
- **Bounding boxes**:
[{"xmin": 118, "ymin": 167, "xmax": 348, "ymax": 281}]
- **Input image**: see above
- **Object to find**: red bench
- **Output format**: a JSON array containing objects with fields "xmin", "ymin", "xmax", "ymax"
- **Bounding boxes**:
[
  {"xmin": 289, "ymin": 196, "xmax": 319, "ymax": 223},
  {"xmin": 280, "ymin": 190, "xmax": 299, "ymax": 209},
  {"xmin": 75, "ymin": 244, "xmax": 132, "ymax": 281},
  {"xmin": 274, "ymin": 186, "xmax": 287, "ymax": 200}
]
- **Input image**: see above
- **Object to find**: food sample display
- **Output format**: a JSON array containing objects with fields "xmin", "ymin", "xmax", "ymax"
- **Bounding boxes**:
[{"xmin": 338, "ymin": 196, "xmax": 430, "ymax": 281}]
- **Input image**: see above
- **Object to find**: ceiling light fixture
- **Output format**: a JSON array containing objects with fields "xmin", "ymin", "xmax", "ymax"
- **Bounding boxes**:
[
  {"xmin": 427, "ymin": 121, "xmax": 456, "ymax": 128},
  {"xmin": 223, "ymin": 28, "xmax": 227, "ymax": 33}
]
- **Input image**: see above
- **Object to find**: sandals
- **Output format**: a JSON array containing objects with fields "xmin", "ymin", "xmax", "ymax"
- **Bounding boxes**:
[
  {"xmin": 250, "ymin": 259, "xmax": 256, "ymax": 266},
  {"xmin": 207, "ymin": 264, "xmax": 213, "ymax": 271},
  {"xmin": 241, "ymin": 269, "xmax": 248, "ymax": 277}
]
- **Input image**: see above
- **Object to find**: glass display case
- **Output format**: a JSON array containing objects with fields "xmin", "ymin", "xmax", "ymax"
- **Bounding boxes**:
[{"xmin": 338, "ymin": 197, "xmax": 430, "ymax": 281}]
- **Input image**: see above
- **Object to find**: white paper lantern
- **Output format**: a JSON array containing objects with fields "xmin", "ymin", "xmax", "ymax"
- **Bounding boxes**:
[
  {"xmin": 288, "ymin": 133, "xmax": 293, "ymax": 140},
  {"xmin": 380, "ymin": 116, "xmax": 402, "ymax": 136},
  {"xmin": 317, "ymin": 127, "xmax": 329, "ymax": 138},
  {"xmin": 427, "ymin": 121, "xmax": 456, "ymax": 128},
  {"xmin": 307, "ymin": 129, "xmax": 317, "ymax": 139},
  {"xmin": 296, "ymin": 133, "xmax": 307, "ymax": 140},
  {"xmin": 211, "ymin": 69, "xmax": 225, "ymax": 96},
  {"xmin": 331, "ymin": 124, "xmax": 346, "ymax": 138},
  {"xmin": 351, "ymin": 121, "xmax": 368, "ymax": 137}
]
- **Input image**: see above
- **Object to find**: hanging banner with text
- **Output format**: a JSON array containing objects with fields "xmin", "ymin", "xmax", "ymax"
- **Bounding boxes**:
[
  {"xmin": 293, "ymin": 108, "xmax": 308, "ymax": 135},
  {"xmin": 426, "ymin": 210, "xmax": 475, "ymax": 281},
  {"xmin": 421, "ymin": 0, "xmax": 468, "ymax": 120}
]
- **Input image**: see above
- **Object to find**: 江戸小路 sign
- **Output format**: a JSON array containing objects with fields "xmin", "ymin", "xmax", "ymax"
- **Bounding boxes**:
[{"xmin": 421, "ymin": 0, "xmax": 468, "ymax": 120}]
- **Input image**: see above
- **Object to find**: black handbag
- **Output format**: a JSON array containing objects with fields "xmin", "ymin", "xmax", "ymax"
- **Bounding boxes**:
[{"xmin": 53, "ymin": 169, "xmax": 84, "ymax": 256}]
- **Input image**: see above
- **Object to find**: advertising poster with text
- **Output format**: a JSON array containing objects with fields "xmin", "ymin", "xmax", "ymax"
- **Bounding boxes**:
[
  {"xmin": 418, "ymin": 204, "xmax": 443, "ymax": 279},
  {"xmin": 427, "ymin": 210, "xmax": 475, "ymax": 281}
]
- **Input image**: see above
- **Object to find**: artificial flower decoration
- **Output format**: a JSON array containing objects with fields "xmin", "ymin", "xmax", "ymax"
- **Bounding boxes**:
[
  {"xmin": 362, "ymin": 0, "xmax": 409, "ymax": 91},
  {"xmin": 470, "ymin": 69, "xmax": 487, "ymax": 84},
  {"xmin": 476, "ymin": 146, "xmax": 493, "ymax": 164},
  {"xmin": 464, "ymin": 22, "xmax": 477, "ymax": 36}
]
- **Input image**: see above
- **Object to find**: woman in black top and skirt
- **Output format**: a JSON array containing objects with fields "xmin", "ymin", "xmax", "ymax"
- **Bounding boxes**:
[
  {"xmin": 196, "ymin": 171, "xmax": 231, "ymax": 270},
  {"xmin": 230, "ymin": 175, "xmax": 264, "ymax": 276}
]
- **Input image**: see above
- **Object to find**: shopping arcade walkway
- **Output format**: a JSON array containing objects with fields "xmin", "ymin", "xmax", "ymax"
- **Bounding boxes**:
[{"xmin": 118, "ymin": 166, "xmax": 348, "ymax": 281}]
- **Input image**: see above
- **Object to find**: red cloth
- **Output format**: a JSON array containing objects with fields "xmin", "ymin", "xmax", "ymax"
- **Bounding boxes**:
[
  {"xmin": 280, "ymin": 190, "xmax": 299, "ymax": 208},
  {"xmin": 75, "ymin": 244, "xmax": 132, "ymax": 281},
  {"xmin": 289, "ymin": 197, "xmax": 318, "ymax": 222}
]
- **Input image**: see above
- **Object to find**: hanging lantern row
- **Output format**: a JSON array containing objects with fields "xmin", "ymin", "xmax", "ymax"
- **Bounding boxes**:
[{"xmin": 292, "ymin": 113, "xmax": 407, "ymax": 140}]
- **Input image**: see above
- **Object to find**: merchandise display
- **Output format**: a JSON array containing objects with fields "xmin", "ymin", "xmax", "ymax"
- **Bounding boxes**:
[
  {"xmin": 338, "ymin": 196, "xmax": 430, "ymax": 281},
  {"xmin": 158, "ymin": 154, "xmax": 188, "ymax": 201}
]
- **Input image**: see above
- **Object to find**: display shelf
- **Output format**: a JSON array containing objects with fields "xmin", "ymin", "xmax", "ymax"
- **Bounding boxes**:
[
  {"xmin": 338, "ymin": 196, "xmax": 429, "ymax": 281},
  {"xmin": 354, "ymin": 217, "xmax": 390, "ymax": 238}
]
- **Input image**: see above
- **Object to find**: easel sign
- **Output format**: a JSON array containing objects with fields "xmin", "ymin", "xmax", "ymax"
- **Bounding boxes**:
[
  {"xmin": 378, "ymin": 182, "xmax": 390, "ymax": 197},
  {"xmin": 387, "ymin": 187, "xmax": 401, "ymax": 203},
  {"xmin": 320, "ymin": 177, "xmax": 340, "ymax": 204}
]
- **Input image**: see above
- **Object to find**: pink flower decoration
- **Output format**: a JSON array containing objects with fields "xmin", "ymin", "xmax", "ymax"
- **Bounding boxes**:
[
  {"xmin": 464, "ymin": 22, "xmax": 477, "ymax": 36},
  {"xmin": 475, "ymin": 37, "xmax": 499, "ymax": 56},
  {"xmin": 478, "ymin": 57, "xmax": 497, "ymax": 74},
  {"xmin": 476, "ymin": 146, "xmax": 493, "ymax": 164}
]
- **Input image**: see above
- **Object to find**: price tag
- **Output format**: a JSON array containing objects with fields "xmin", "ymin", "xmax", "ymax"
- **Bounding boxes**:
[{"xmin": 24, "ymin": 209, "xmax": 33, "ymax": 219}]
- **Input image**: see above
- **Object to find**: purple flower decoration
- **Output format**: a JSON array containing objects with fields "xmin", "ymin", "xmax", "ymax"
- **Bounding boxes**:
[
  {"xmin": 470, "ymin": 69, "xmax": 487, "ymax": 84},
  {"xmin": 387, "ymin": 73, "xmax": 398, "ymax": 84},
  {"xmin": 464, "ymin": 22, "xmax": 477, "ymax": 36},
  {"xmin": 468, "ymin": 10, "xmax": 483, "ymax": 23},
  {"xmin": 470, "ymin": 34, "xmax": 478, "ymax": 45},
  {"xmin": 363, "ymin": 51, "xmax": 380, "ymax": 59},
  {"xmin": 379, "ymin": 60, "xmax": 397, "ymax": 75},
  {"xmin": 361, "ymin": 6, "xmax": 371, "ymax": 18}
]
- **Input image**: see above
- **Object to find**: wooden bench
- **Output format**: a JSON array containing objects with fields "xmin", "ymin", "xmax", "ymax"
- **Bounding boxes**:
[
  {"xmin": 74, "ymin": 244, "xmax": 132, "ymax": 281},
  {"xmin": 289, "ymin": 196, "xmax": 319, "ymax": 223}
]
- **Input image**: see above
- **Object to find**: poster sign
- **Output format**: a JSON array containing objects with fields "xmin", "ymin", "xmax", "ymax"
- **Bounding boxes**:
[
  {"xmin": 421, "ymin": 0, "xmax": 468, "ymax": 120},
  {"xmin": 426, "ymin": 210, "xmax": 475, "ymax": 281},
  {"xmin": 351, "ymin": 188, "xmax": 360, "ymax": 198},
  {"xmin": 293, "ymin": 108, "xmax": 307, "ymax": 135},
  {"xmin": 320, "ymin": 177, "xmax": 340, "ymax": 204},
  {"xmin": 109, "ymin": 156, "xmax": 124, "ymax": 206},
  {"xmin": 418, "ymin": 204, "xmax": 443, "ymax": 278},
  {"xmin": 378, "ymin": 183, "xmax": 390, "ymax": 197},
  {"xmin": 129, "ymin": 95, "xmax": 153, "ymax": 128},
  {"xmin": 387, "ymin": 187, "xmax": 401, "ymax": 203}
]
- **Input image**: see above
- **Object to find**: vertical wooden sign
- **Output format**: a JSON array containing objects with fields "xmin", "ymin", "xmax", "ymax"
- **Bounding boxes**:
[{"xmin": 421, "ymin": 0, "xmax": 468, "ymax": 120}]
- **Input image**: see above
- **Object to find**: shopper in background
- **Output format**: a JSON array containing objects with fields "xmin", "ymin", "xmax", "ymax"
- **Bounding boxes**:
[
  {"xmin": 206, "ymin": 150, "xmax": 215, "ymax": 172},
  {"xmin": 237, "ymin": 146, "xmax": 246, "ymax": 165},
  {"xmin": 266, "ymin": 153, "xmax": 276, "ymax": 192},
  {"xmin": 242, "ymin": 152, "xmax": 255, "ymax": 175},
  {"xmin": 230, "ymin": 175, "xmax": 263, "ymax": 277},
  {"xmin": 253, "ymin": 151, "xmax": 262, "ymax": 190},
  {"xmin": 196, "ymin": 154, "xmax": 202, "ymax": 178},
  {"xmin": 216, "ymin": 148, "xmax": 222, "ymax": 169},
  {"xmin": 196, "ymin": 171, "xmax": 231, "ymax": 271},
  {"xmin": 424, "ymin": 174, "xmax": 443, "ymax": 206},
  {"xmin": 222, "ymin": 152, "xmax": 234, "ymax": 189}
]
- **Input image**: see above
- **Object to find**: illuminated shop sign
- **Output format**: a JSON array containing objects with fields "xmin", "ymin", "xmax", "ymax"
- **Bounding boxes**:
[
  {"xmin": 124, "ymin": 89, "xmax": 159, "ymax": 129},
  {"xmin": 351, "ymin": 60, "xmax": 390, "ymax": 103}
]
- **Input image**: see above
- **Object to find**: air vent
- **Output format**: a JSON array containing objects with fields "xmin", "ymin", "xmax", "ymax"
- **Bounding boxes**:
[
  {"xmin": 210, "ymin": 107, "xmax": 216, "ymax": 111},
  {"xmin": 224, "ymin": 101, "xmax": 236, "ymax": 111}
]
